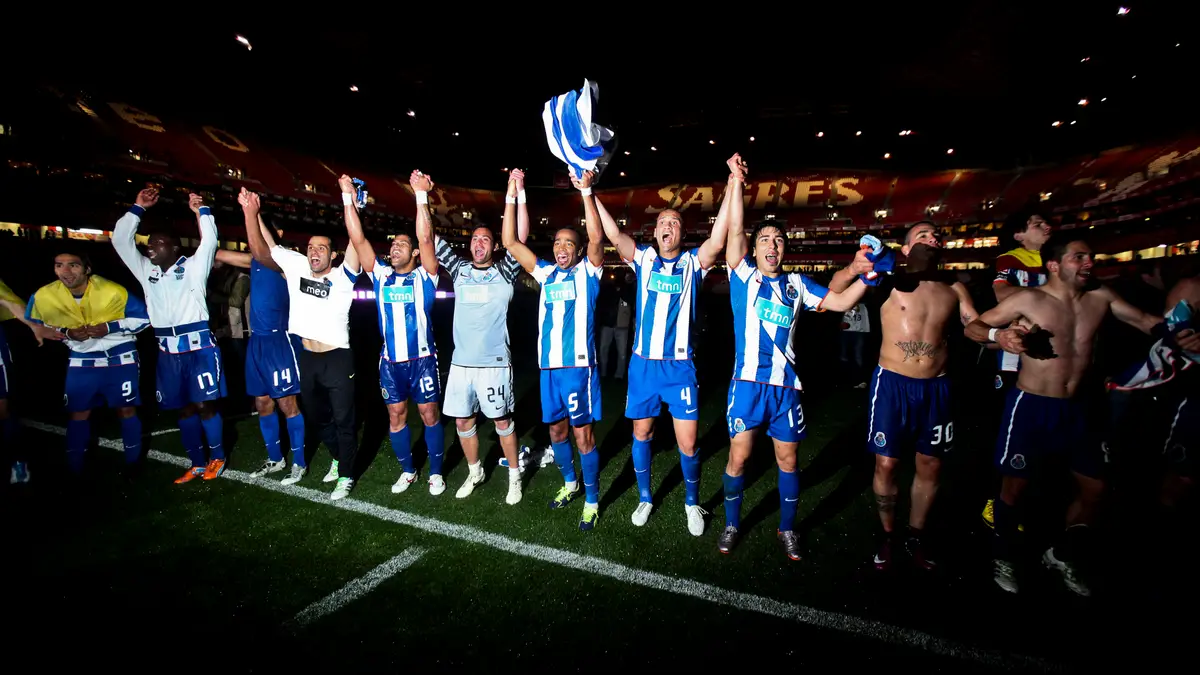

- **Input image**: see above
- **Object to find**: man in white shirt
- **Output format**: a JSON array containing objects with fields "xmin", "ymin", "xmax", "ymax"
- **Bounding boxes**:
[
  {"xmin": 242, "ymin": 186, "xmax": 362, "ymax": 501},
  {"xmin": 112, "ymin": 188, "xmax": 228, "ymax": 484},
  {"xmin": 841, "ymin": 302, "xmax": 870, "ymax": 388}
]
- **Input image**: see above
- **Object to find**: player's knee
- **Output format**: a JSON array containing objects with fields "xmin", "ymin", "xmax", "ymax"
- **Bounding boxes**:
[
  {"xmin": 417, "ymin": 404, "xmax": 440, "ymax": 427},
  {"xmin": 387, "ymin": 407, "xmax": 407, "ymax": 431},
  {"xmin": 278, "ymin": 396, "xmax": 300, "ymax": 417},
  {"xmin": 874, "ymin": 454, "xmax": 899, "ymax": 477},
  {"xmin": 725, "ymin": 455, "xmax": 746, "ymax": 476},
  {"xmin": 775, "ymin": 450, "xmax": 798, "ymax": 473},
  {"xmin": 116, "ymin": 407, "xmax": 137, "ymax": 420},
  {"xmin": 677, "ymin": 441, "xmax": 696, "ymax": 457},
  {"xmin": 549, "ymin": 421, "xmax": 569, "ymax": 444},
  {"xmin": 572, "ymin": 425, "xmax": 594, "ymax": 450},
  {"xmin": 197, "ymin": 403, "xmax": 216, "ymax": 420},
  {"xmin": 915, "ymin": 454, "xmax": 941, "ymax": 479},
  {"xmin": 495, "ymin": 418, "xmax": 515, "ymax": 437},
  {"xmin": 456, "ymin": 421, "xmax": 478, "ymax": 438},
  {"xmin": 255, "ymin": 396, "xmax": 276, "ymax": 416},
  {"xmin": 68, "ymin": 410, "xmax": 91, "ymax": 422}
]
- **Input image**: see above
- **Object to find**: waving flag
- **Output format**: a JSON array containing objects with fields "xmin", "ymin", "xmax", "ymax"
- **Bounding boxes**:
[
  {"xmin": 543, "ymin": 79, "xmax": 616, "ymax": 179},
  {"xmin": 1109, "ymin": 301, "xmax": 1199, "ymax": 391}
]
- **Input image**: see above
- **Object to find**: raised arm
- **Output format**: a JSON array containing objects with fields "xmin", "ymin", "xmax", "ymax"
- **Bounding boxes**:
[
  {"xmin": 189, "ymin": 193, "xmax": 219, "ymax": 282},
  {"xmin": 820, "ymin": 278, "xmax": 870, "ymax": 313},
  {"xmin": 965, "ymin": 291, "xmax": 1033, "ymax": 353},
  {"xmin": 215, "ymin": 250, "xmax": 253, "ymax": 269},
  {"xmin": 1104, "ymin": 285, "xmax": 1162, "ymax": 335},
  {"xmin": 952, "ymin": 281, "xmax": 980, "ymax": 326},
  {"xmin": 572, "ymin": 170, "xmax": 605, "ymax": 268},
  {"xmin": 410, "ymin": 170, "xmax": 440, "ymax": 276},
  {"xmin": 339, "ymin": 174, "xmax": 377, "ymax": 274},
  {"xmin": 112, "ymin": 188, "xmax": 158, "ymax": 278},
  {"xmin": 595, "ymin": 198, "xmax": 636, "ymax": 262},
  {"xmin": 699, "ymin": 154, "xmax": 743, "ymax": 269},
  {"xmin": 239, "ymin": 188, "xmax": 274, "ymax": 267},
  {"xmin": 515, "ymin": 172, "xmax": 531, "ymax": 246},
  {"xmin": 724, "ymin": 155, "xmax": 748, "ymax": 269},
  {"xmin": 502, "ymin": 170, "xmax": 537, "ymax": 273}
]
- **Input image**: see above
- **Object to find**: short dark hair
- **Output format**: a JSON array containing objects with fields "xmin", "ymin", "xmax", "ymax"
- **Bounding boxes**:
[
  {"xmin": 1006, "ymin": 210, "xmax": 1044, "ymax": 241},
  {"xmin": 554, "ymin": 227, "xmax": 583, "ymax": 246},
  {"xmin": 389, "ymin": 231, "xmax": 417, "ymax": 247},
  {"xmin": 751, "ymin": 221, "xmax": 784, "ymax": 241},
  {"xmin": 904, "ymin": 221, "xmax": 936, "ymax": 245},
  {"xmin": 144, "ymin": 226, "xmax": 181, "ymax": 246},
  {"xmin": 1042, "ymin": 233, "xmax": 1087, "ymax": 265},
  {"xmin": 54, "ymin": 245, "xmax": 92, "ymax": 272}
]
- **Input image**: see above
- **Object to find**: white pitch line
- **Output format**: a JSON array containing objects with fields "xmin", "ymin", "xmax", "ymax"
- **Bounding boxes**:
[
  {"xmin": 20, "ymin": 419, "xmax": 1060, "ymax": 673},
  {"xmin": 285, "ymin": 546, "xmax": 427, "ymax": 629}
]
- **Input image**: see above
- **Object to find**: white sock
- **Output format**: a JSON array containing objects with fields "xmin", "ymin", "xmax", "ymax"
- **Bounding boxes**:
[
  {"xmin": 565, "ymin": 480, "xmax": 579, "ymax": 492},
  {"xmin": 508, "ymin": 467, "xmax": 520, "ymax": 481},
  {"xmin": 469, "ymin": 461, "xmax": 482, "ymax": 474}
]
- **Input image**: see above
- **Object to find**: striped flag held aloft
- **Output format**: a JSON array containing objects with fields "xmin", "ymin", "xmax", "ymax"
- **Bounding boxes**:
[{"xmin": 542, "ymin": 79, "xmax": 616, "ymax": 180}]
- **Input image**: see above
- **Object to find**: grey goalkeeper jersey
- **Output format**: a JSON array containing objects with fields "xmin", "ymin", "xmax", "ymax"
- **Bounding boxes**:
[{"xmin": 435, "ymin": 236, "xmax": 522, "ymax": 367}]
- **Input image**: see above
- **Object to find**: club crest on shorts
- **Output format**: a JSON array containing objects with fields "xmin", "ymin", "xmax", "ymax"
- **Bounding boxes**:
[
  {"xmin": 874, "ymin": 431, "xmax": 887, "ymax": 448},
  {"xmin": 380, "ymin": 387, "xmax": 389, "ymax": 399},
  {"xmin": 733, "ymin": 418, "xmax": 746, "ymax": 433},
  {"xmin": 1010, "ymin": 453, "xmax": 1026, "ymax": 470},
  {"xmin": 994, "ymin": 375, "xmax": 1003, "ymax": 390},
  {"xmin": 784, "ymin": 283, "xmax": 799, "ymax": 302}
]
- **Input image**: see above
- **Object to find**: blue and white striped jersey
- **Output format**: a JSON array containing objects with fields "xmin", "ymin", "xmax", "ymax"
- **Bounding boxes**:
[
  {"xmin": 627, "ymin": 244, "xmax": 708, "ymax": 360},
  {"xmin": 367, "ymin": 264, "xmax": 437, "ymax": 363},
  {"xmin": 729, "ymin": 257, "xmax": 827, "ymax": 390},
  {"xmin": 531, "ymin": 258, "xmax": 602, "ymax": 369}
]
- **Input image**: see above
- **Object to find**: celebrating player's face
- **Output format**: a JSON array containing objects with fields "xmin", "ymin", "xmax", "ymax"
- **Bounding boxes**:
[
  {"xmin": 1022, "ymin": 216, "xmax": 1052, "ymax": 247},
  {"xmin": 552, "ymin": 229, "xmax": 581, "ymax": 268},
  {"xmin": 146, "ymin": 233, "xmax": 179, "ymax": 267},
  {"xmin": 655, "ymin": 210, "xmax": 683, "ymax": 254},
  {"xmin": 389, "ymin": 235, "xmax": 416, "ymax": 269},
  {"xmin": 307, "ymin": 236, "xmax": 334, "ymax": 273},
  {"xmin": 1051, "ymin": 241, "xmax": 1094, "ymax": 288},
  {"xmin": 905, "ymin": 224, "xmax": 941, "ymax": 251},
  {"xmin": 470, "ymin": 227, "xmax": 496, "ymax": 265},
  {"xmin": 53, "ymin": 254, "xmax": 89, "ymax": 291},
  {"xmin": 754, "ymin": 225, "xmax": 786, "ymax": 274}
]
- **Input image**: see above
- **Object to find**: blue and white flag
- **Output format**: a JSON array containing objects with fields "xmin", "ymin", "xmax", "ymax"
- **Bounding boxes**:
[
  {"xmin": 543, "ymin": 79, "xmax": 616, "ymax": 179},
  {"xmin": 1109, "ymin": 300, "xmax": 1199, "ymax": 391}
]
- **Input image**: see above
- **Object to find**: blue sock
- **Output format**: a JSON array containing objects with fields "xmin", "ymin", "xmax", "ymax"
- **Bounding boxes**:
[
  {"xmin": 552, "ymin": 439, "xmax": 577, "ymax": 483},
  {"xmin": 425, "ymin": 422, "xmax": 444, "ymax": 476},
  {"xmin": 66, "ymin": 419, "xmax": 89, "ymax": 475},
  {"xmin": 632, "ymin": 438, "xmax": 652, "ymax": 502},
  {"xmin": 286, "ymin": 413, "xmax": 306, "ymax": 467},
  {"xmin": 178, "ymin": 415, "xmax": 205, "ymax": 467},
  {"xmin": 391, "ymin": 426, "xmax": 414, "ymax": 473},
  {"xmin": 259, "ymin": 414, "xmax": 283, "ymax": 462},
  {"xmin": 778, "ymin": 468, "xmax": 800, "ymax": 531},
  {"xmin": 723, "ymin": 472, "xmax": 744, "ymax": 528},
  {"xmin": 201, "ymin": 413, "xmax": 224, "ymax": 460},
  {"xmin": 679, "ymin": 448, "xmax": 701, "ymax": 506},
  {"xmin": 120, "ymin": 416, "xmax": 142, "ymax": 465},
  {"xmin": 581, "ymin": 449, "xmax": 600, "ymax": 504}
]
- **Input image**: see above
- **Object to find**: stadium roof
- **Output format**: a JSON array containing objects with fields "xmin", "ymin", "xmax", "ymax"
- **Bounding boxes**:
[{"xmin": 10, "ymin": 3, "xmax": 1198, "ymax": 189}]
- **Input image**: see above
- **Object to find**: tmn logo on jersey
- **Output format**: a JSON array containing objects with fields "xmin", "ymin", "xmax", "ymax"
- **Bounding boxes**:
[
  {"xmin": 649, "ymin": 272, "xmax": 682, "ymax": 294},
  {"xmin": 299, "ymin": 277, "xmax": 332, "ymax": 299},
  {"xmin": 755, "ymin": 299, "xmax": 794, "ymax": 328},
  {"xmin": 544, "ymin": 280, "xmax": 576, "ymax": 303},
  {"xmin": 380, "ymin": 286, "xmax": 415, "ymax": 304}
]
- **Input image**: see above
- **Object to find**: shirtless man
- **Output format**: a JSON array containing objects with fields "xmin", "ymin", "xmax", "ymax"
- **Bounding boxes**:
[
  {"xmin": 966, "ymin": 236, "xmax": 1200, "ymax": 596},
  {"xmin": 855, "ymin": 222, "xmax": 979, "ymax": 572}
]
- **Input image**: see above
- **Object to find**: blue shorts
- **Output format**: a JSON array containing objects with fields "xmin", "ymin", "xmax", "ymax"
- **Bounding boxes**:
[
  {"xmin": 380, "ymin": 355, "xmax": 441, "ymax": 405},
  {"xmin": 867, "ymin": 367, "xmax": 954, "ymax": 458},
  {"xmin": 995, "ymin": 388, "xmax": 1101, "ymax": 478},
  {"xmin": 65, "ymin": 364, "xmax": 141, "ymax": 412},
  {"xmin": 625, "ymin": 355, "xmax": 698, "ymax": 421},
  {"xmin": 155, "ymin": 348, "xmax": 227, "ymax": 410},
  {"xmin": 245, "ymin": 332, "xmax": 303, "ymax": 399},
  {"xmin": 726, "ymin": 380, "xmax": 805, "ymax": 442},
  {"xmin": 541, "ymin": 367, "xmax": 601, "ymax": 426}
]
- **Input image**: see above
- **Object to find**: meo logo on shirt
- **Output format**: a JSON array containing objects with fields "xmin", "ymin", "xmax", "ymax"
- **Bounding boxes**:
[
  {"xmin": 381, "ymin": 286, "xmax": 414, "ymax": 304},
  {"xmin": 461, "ymin": 285, "xmax": 490, "ymax": 304},
  {"xmin": 544, "ymin": 280, "xmax": 576, "ymax": 303},
  {"xmin": 649, "ymin": 272, "xmax": 682, "ymax": 294},
  {"xmin": 299, "ymin": 277, "xmax": 331, "ymax": 299},
  {"xmin": 755, "ymin": 298, "xmax": 794, "ymax": 328}
]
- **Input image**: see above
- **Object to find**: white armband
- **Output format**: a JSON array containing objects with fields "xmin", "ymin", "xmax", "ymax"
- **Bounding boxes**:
[
  {"xmin": 988, "ymin": 327, "xmax": 999, "ymax": 342},
  {"xmin": 579, "ymin": 187, "xmax": 593, "ymax": 197},
  {"xmin": 341, "ymin": 192, "xmax": 353, "ymax": 206},
  {"xmin": 518, "ymin": 189, "xmax": 527, "ymax": 204},
  {"xmin": 415, "ymin": 191, "xmax": 429, "ymax": 205},
  {"xmin": 505, "ymin": 196, "xmax": 516, "ymax": 204}
]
